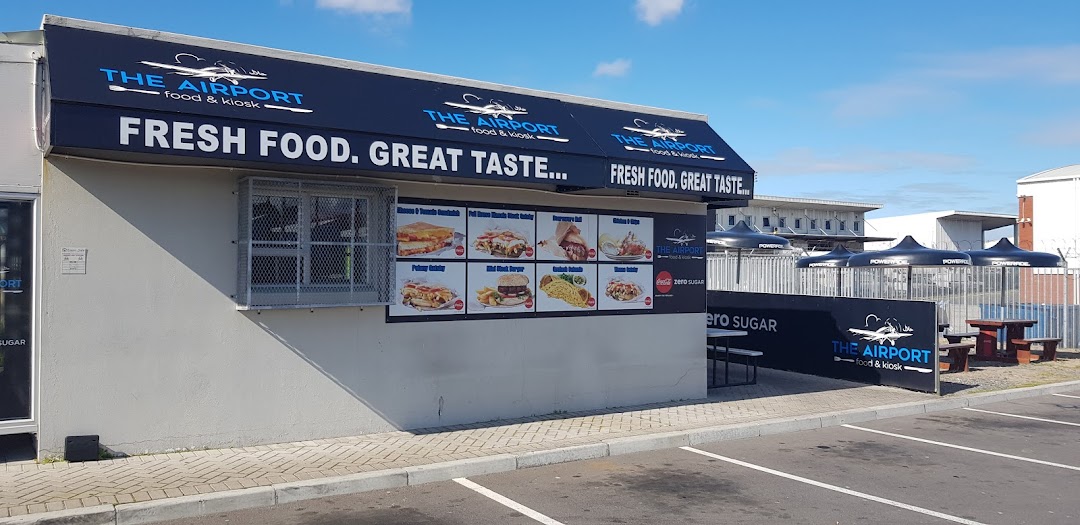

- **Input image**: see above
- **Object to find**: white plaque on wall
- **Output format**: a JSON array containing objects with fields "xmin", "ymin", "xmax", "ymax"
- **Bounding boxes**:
[{"xmin": 61, "ymin": 247, "xmax": 87, "ymax": 274}]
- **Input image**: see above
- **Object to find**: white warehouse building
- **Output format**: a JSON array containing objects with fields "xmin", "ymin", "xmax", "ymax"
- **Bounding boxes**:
[
  {"xmin": 1017, "ymin": 165, "xmax": 1080, "ymax": 266},
  {"xmin": 864, "ymin": 211, "xmax": 1016, "ymax": 252}
]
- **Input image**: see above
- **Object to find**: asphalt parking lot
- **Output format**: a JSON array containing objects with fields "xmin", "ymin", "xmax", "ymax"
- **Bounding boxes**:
[{"xmin": 163, "ymin": 392, "xmax": 1080, "ymax": 525}]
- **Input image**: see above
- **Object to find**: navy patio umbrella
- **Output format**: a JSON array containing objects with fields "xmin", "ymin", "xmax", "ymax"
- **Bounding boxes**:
[
  {"xmin": 706, "ymin": 221, "xmax": 790, "ymax": 284},
  {"xmin": 796, "ymin": 245, "xmax": 854, "ymax": 294},
  {"xmin": 847, "ymin": 236, "xmax": 971, "ymax": 299},
  {"xmin": 966, "ymin": 238, "xmax": 1063, "ymax": 318}
]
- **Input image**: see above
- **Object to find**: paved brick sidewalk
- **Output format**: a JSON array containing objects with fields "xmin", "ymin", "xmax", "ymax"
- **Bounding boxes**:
[{"xmin": 0, "ymin": 369, "xmax": 929, "ymax": 518}]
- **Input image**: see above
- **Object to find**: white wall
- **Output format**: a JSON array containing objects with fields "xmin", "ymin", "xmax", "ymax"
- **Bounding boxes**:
[
  {"xmin": 37, "ymin": 157, "xmax": 705, "ymax": 458},
  {"xmin": 937, "ymin": 219, "xmax": 983, "ymax": 251},
  {"xmin": 0, "ymin": 41, "xmax": 42, "ymax": 193},
  {"xmin": 864, "ymin": 214, "xmax": 937, "ymax": 250},
  {"xmin": 1019, "ymin": 178, "xmax": 1080, "ymax": 265}
]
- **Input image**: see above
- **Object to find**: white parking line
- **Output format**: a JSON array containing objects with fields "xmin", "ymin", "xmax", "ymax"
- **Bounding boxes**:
[
  {"xmin": 680, "ymin": 446, "xmax": 987, "ymax": 525},
  {"xmin": 962, "ymin": 407, "xmax": 1080, "ymax": 427},
  {"xmin": 453, "ymin": 478, "xmax": 566, "ymax": 525},
  {"xmin": 1052, "ymin": 393, "xmax": 1080, "ymax": 400},
  {"xmin": 843, "ymin": 424, "xmax": 1080, "ymax": 471}
]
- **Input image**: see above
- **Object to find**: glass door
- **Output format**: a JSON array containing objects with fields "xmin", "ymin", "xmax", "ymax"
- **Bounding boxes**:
[{"xmin": 0, "ymin": 200, "xmax": 33, "ymax": 422}]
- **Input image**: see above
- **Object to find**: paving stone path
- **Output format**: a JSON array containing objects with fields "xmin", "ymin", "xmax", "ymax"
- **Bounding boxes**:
[{"xmin": 0, "ymin": 368, "xmax": 945, "ymax": 518}]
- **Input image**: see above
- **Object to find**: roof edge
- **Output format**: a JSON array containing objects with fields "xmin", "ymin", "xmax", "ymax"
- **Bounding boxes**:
[{"xmin": 41, "ymin": 15, "xmax": 709, "ymax": 122}]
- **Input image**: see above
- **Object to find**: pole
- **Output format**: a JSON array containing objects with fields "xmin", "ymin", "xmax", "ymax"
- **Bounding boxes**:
[
  {"xmin": 835, "ymin": 267, "xmax": 842, "ymax": 297},
  {"xmin": 999, "ymin": 268, "xmax": 1006, "ymax": 321},
  {"xmin": 907, "ymin": 266, "xmax": 912, "ymax": 300},
  {"xmin": 736, "ymin": 248, "xmax": 742, "ymax": 285}
]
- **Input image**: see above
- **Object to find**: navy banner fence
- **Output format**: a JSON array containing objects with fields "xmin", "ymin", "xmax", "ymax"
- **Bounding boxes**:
[{"xmin": 707, "ymin": 291, "xmax": 939, "ymax": 393}]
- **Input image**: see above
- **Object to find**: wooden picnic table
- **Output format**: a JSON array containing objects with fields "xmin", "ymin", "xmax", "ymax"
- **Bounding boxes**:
[{"xmin": 966, "ymin": 318, "xmax": 1038, "ymax": 363}]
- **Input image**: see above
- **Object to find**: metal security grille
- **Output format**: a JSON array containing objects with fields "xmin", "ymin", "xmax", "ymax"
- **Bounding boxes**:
[{"xmin": 237, "ymin": 177, "xmax": 396, "ymax": 309}]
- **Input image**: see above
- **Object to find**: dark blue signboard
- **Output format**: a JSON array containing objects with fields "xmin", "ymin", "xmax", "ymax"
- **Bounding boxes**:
[
  {"xmin": 707, "ymin": 291, "xmax": 938, "ymax": 393},
  {"xmin": 43, "ymin": 23, "xmax": 754, "ymax": 203}
]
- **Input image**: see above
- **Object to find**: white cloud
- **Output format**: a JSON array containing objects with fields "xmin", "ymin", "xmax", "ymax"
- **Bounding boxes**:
[
  {"xmin": 1021, "ymin": 117, "xmax": 1080, "ymax": 147},
  {"xmin": 635, "ymin": 0, "xmax": 684, "ymax": 26},
  {"xmin": 824, "ymin": 44, "xmax": 1080, "ymax": 120},
  {"xmin": 593, "ymin": 58, "xmax": 632, "ymax": 78},
  {"xmin": 316, "ymin": 0, "xmax": 411, "ymax": 15},
  {"xmin": 823, "ymin": 81, "xmax": 958, "ymax": 120},
  {"xmin": 923, "ymin": 45, "xmax": 1080, "ymax": 85},
  {"xmin": 754, "ymin": 147, "xmax": 974, "ymax": 177}
]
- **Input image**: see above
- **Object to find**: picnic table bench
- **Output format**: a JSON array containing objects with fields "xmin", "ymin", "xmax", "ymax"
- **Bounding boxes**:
[
  {"xmin": 1009, "ymin": 337, "xmax": 1062, "ymax": 364},
  {"xmin": 943, "ymin": 331, "xmax": 979, "ymax": 344},
  {"xmin": 939, "ymin": 342, "xmax": 976, "ymax": 373},
  {"xmin": 706, "ymin": 328, "xmax": 757, "ymax": 387}
]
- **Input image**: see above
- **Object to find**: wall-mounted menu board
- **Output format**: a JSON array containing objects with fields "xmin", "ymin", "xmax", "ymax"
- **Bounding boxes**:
[{"xmin": 387, "ymin": 198, "xmax": 705, "ymax": 322}]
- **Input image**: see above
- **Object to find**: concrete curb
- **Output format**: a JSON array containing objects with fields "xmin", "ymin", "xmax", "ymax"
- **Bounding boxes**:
[
  {"xmin": 114, "ymin": 487, "xmax": 275, "ymax": 525},
  {"xmin": 6, "ymin": 378, "xmax": 1079, "ymax": 525},
  {"xmin": 0, "ymin": 505, "xmax": 115, "ymax": 525}
]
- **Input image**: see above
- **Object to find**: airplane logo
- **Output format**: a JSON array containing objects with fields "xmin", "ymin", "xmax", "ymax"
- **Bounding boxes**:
[
  {"xmin": 847, "ymin": 314, "xmax": 914, "ymax": 345},
  {"xmin": 623, "ymin": 119, "xmax": 686, "ymax": 141},
  {"xmin": 665, "ymin": 229, "xmax": 696, "ymax": 245},
  {"xmin": 444, "ymin": 94, "xmax": 528, "ymax": 120},
  {"xmin": 139, "ymin": 53, "xmax": 267, "ymax": 85}
]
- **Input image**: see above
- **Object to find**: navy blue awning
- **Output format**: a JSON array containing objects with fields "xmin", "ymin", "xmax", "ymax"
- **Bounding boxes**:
[{"xmin": 42, "ymin": 21, "xmax": 755, "ymax": 205}]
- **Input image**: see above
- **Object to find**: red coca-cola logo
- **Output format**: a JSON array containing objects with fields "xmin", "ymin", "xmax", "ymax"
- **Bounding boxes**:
[
  {"xmin": 588, "ymin": 248, "xmax": 596, "ymax": 259},
  {"xmin": 525, "ymin": 246, "xmax": 535, "ymax": 257},
  {"xmin": 645, "ymin": 249, "xmax": 653, "ymax": 260},
  {"xmin": 644, "ymin": 296, "xmax": 652, "ymax": 306},
  {"xmin": 525, "ymin": 297, "xmax": 534, "ymax": 309},
  {"xmin": 455, "ymin": 245, "xmax": 465, "ymax": 256},
  {"xmin": 454, "ymin": 299, "xmax": 464, "ymax": 310},
  {"xmin": 655, "ymin": 271, "xmax": 674, "ymax": 294},
  {"xmin": 587, "ymin": 297, "xmax": 596, "ymax": 307}
]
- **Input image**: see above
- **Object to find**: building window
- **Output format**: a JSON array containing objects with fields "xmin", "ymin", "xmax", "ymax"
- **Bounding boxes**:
[
  {"xmin": 839, "ymin": 220, "xmax": 846, "ymax": 231},
  {"xmin": 762, "ymin": 217, "xmax": 771, "ymax": 228},
  {"xmin": 238, "ymin": 177, "xmax": 397, "ymax": 309},
  {"xmin": 854, "ymin": 220, "xmax": 861, "ymax": 232},
  {"xmin": 728, "ymin": 215, "xmax": 735, "ymax": 226},
  {"xmin": 810, "ymin": 219, "xmax": 817, "ymax": 230},
  {"xmin": 825, "ymin": 220, "xmax": 832, "ymax": 231},
  {"xmin": 779, "ymin": 217, "xmax": 786, "ymax": 228},
  {"xmin": 794, "ymin": 218, "xmax": 802, "ymax": 229}
]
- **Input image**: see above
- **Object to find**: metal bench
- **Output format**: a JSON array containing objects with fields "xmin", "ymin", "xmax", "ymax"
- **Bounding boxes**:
[
  {"xmin": 943, "ymin": 331, "xmax": 979, "ymax": 344},
  {"xmin": 1010, "ymin": 337, "xmax": 1062, "ymax": 363},
  {"xmin": 939, "ymin": 342, "xmax": 975, "ymax": 373},
  {"xmin": 707, "ymin": 345, "xmax": 763, "ymax": 386}
]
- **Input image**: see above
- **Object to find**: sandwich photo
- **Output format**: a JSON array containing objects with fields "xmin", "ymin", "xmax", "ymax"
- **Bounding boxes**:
[
  {"xmin": 605, "ymin": 278, "xmax": 644, "ymax": 302},
  {"xmin": 473, "ymin": 229, "xmax": 531, "ymax": 258},
  {"xmin": 539, "ymin": 274, "xmax": 592, "ymax": 308},
  {"xmin": 599, "ymin": 231, "xmax": 648, "ymax": 260},
  {"xmin": 539, "ymin": 221, "xmax": 590, "ymax": 261},
  {"xmin": 400, "ymin": 281, "xmax": 458, "ymax": 311},
  {"xmin": 397, "ymin": 221, "xmax": 456, "ymax": 257},
  {"xmin": 476, "ymin": 273, "xmax": 532, "ymax": 307}
]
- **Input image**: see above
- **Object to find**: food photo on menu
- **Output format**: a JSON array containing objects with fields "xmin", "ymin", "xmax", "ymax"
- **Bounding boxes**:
[
  {"xmin": 598, "ymin": 215, "xmax": 653, "ymax": 262},
  {"xmin": 535, "ymin": 263, "xmax": 597, "ymax": 312},
  {"xmin": 467, "ymin": 262, "xmax": 536, "ymax": 313},
  {"xmin": 389, "ymin": 261, "xmax": 466, "ymax": 317},
  {"xmin": 536, "ymin": 212, "xmax": 596, "ymax": 262},
  {"xmin": 596, "ymin": 264, "xmax": 652, "ymax": 310},
  {"xmin": 467, "ymin": 208, "xmax": 536, "ymax": 260},
  {"xmin": 395, "ymin": 204, "xmax": 466, "ymax": 258}
]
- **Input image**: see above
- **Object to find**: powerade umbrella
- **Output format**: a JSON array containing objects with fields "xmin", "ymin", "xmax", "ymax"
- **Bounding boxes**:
[
  {"xmin": 847, "ymin": 236, "xmax": 971, "ymax": 299},
  {"xmin": 795, "ymin": 245, "xmax": 854, "ymax": 294},
  {"xmin": 965, "ymin": 238, "xmax": 1063, "ymax": 319},
  {"xmin": 795, "ymin": 245, "xmax": 853, "ymax": 268},
  {"xmin": 706, "ymin": 221, "xmax": 790, "ymax": 284}
]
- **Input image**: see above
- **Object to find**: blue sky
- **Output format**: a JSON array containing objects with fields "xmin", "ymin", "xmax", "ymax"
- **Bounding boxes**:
[{"xmin": 7, "ymin": 0, "xmax": 1080, "ymax": 220}]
